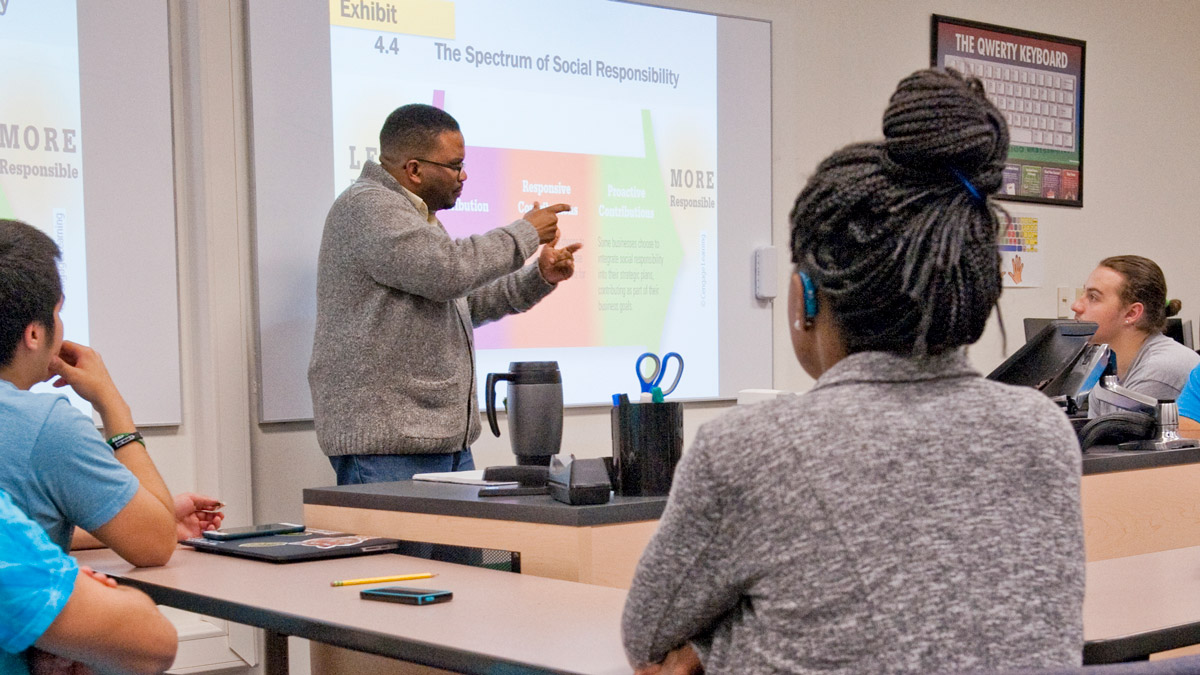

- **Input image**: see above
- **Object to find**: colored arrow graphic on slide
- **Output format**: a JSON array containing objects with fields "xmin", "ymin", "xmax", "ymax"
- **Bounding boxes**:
[{"xmin": 446, "ymin": 109, "xmax": 684, "ymax": 353}]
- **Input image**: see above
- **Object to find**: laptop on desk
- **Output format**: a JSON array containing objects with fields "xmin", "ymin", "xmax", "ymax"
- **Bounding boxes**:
[{"xmin": 184, "ymin": 529, "xmax": 400, "ymax": 563}]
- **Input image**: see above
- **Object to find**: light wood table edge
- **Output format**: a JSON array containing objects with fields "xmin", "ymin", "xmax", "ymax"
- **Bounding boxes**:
[
  {"xmin": 1081, "ymin": 461, "xmax": 1200, "ymax": 561},
  {"xmin": 305, "ymin": 503, "xmax": 657, "ymax": 589}
]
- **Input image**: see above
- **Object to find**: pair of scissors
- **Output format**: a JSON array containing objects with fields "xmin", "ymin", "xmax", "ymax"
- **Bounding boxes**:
[{"xmin": 636, "ymin": 352, "xmax": 684, "ymax": 396}]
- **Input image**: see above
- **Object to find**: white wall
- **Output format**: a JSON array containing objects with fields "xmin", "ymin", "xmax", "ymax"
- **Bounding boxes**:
[{"xmin": 152, "ymin": 1, "xmax": 1200, "ymax": 525}]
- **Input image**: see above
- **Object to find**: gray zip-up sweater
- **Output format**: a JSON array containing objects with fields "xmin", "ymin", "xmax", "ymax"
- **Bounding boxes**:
[
  {"xmin": 623, "ymin": 350, "xmax": 1084, "ymax": 674},
  {"xmin": 308, "ymin": 161, "xmax": 554, "ymax": 456}
]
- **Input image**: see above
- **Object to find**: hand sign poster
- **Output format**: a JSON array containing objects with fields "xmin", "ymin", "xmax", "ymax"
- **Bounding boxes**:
[{"xmin": 999, "ymin": 213, "xmax": 1042, "ymax": 287}]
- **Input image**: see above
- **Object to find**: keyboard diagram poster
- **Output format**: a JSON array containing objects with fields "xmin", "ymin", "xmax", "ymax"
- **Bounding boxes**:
[
  {"xmin": 931, "ymin": 15, "xmax": 1085, "ymax": 207},
  {"xmin": 998, "ymin": 213, "xmax": 1042, "ymax": 288}
]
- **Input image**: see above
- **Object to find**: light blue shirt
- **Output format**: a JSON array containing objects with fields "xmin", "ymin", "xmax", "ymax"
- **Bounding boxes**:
[
  {"xmin": 1178, "ymin": 363, "xmax": 1200, "ymax": 422},
  {"xmin": 0, "ymin": 380, "xmax": 139, "ymax": 551},
  {"xmin": 0, "ymin": 489, "xmax": 78, "ymax": 675}
]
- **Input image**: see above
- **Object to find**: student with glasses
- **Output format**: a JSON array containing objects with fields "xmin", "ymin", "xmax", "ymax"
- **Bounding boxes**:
[{"xmin": 309, "ymin": 104, "xmax": 583, "ymax": 485}]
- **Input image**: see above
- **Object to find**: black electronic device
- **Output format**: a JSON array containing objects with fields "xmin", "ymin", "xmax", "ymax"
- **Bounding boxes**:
[
  {"xmin": 988, "ymin": 320, "xmax": 1100, "ymax": 398},
  {"xmin": 187, "ymin": 529, "xmax": 399, "ymax": 563},
  {"xmin": 1165, "ymin": 318, "xmax": 1195, "ymax": 349},
  {"xmin": 202, "ymin": 522, "xmax": 305, "ymax": 541},
  {"xmin": 1077, "ymin": 411, "xmax": 1157, "ymax": 450},
  {"xmin": 1032, "ymin": 316, "xmax": 1195, "ymax": 350},
  {"xmin": 360, "ymin": 587, "xmax": 453, "ymax": 605},
  {"xmin": 1087, "ymin": 378, "xmax": 1200, "ymax": 452},
  {"xmin": 477, "ymin": 485, "xmax": 550, "ymax": 498},
  {"xmin": 479, "ymin": 465, "xmax": 551, "ymax": 497},
  {"xmin": 1022, "ymin": 317, "xmax": 1057, "ymax": 343},
  {"xmin": 548, "ymin": 456, "xmax": 612, "ymax": 506},
  {"xmin": 481, "ymin": 465, "xmax": 549, "ymax": 486}
]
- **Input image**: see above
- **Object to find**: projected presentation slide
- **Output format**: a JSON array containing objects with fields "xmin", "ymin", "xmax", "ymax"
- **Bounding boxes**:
[
  {"xmin": 250, "ymin": 0, "xmax": 769, "ymax": 420},
  {"xmin": 0, "ymin": 0, "xmax": 91, "ymax": 409},
  {"xmin": 328, "ymin": 0, "xmax": 719, "ymax": 404}
]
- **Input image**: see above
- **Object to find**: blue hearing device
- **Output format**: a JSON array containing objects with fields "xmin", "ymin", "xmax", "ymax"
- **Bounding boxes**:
[{"xmin": 798, "ymin": 270, "xmax": 818, "ymax": 324}]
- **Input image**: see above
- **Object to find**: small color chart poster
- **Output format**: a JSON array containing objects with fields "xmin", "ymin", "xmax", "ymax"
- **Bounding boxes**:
[{"xmin": 999, "ymin": 213, "xmax": 1042, "ymax": 288}]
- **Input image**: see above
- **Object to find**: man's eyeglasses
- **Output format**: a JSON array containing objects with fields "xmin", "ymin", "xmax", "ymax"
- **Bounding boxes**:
[{"xmin": 414, "ymin": 158, "xmax": 465, "ymax": 175}]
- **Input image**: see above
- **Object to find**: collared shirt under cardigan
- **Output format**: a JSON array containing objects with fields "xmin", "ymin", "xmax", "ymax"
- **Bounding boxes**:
[{"xmin": 308, "ymin": 161, "xmax": 556, "ymax": 457}]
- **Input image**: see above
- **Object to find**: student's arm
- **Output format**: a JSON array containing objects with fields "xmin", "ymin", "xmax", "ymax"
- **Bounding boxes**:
[
  {"xmin": 87, "ymin": 488, "xmax": 176, "ymax": 567},
  {"xmin": 48, "ymin": 342, "xmax": 175, "ymax": 566},
  {"xmin": 69, "ymin": 527, "xmax": 104, "ymax": 550},
  {"xmin": 34, "ymin": 571, "xmax": 177, "ymax": 675},
  {"xmin": 622, "ymin": 433, "xmax": 742, "ymax": 669},
  {"xmin": 72, "ymin": 494, "xmax": 225, "ymax": 554}
]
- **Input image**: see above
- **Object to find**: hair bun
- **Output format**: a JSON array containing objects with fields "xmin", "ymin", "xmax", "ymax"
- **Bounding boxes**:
[
  {"xmin": 1167, "ymin": 298, "xmax": 1183, "ymax": 317},
  {"xmin": 882, "ymin": 69, "xmax": 1009, "ymax": 191}
]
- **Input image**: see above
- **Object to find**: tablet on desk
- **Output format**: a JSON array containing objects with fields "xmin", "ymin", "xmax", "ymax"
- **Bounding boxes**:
[{"xmin": 184, "ymin": 529, "xmax": 399, "ymax": 563}]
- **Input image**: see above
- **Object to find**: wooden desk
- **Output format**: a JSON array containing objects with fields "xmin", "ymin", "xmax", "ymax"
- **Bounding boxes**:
[
  {"xmin": 295, "ymin": 460, "xmax": 1200, "ymax": 666},
  {"xmin": 304, "ymin": 481, "xmax": 666, "ymax": 588},
  {"xmin": 1081, "ymin": 431, "xmax": 1200, "ymax": 561},
  {"xmin": 75, "ymin": 547, "xmax": 631, "ymax": 675},
  {"xmin": 76, "ymin": 542, "xmax": 1200, "ymax": 670},
  {"xmin": 1084, "ymin": 546, "xmax": 1200, "ymax": 663}
]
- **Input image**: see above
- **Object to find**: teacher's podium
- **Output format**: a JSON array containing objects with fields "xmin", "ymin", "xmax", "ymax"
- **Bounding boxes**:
[{"xmin": 303, "ymin": 480, "xmax": 666, "ymax": 589}]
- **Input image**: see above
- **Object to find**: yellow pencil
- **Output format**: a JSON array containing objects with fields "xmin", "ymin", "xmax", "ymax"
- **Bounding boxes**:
[{"xmin": 330, "ymin": 573, "xmax": 436, "ymax": 587}]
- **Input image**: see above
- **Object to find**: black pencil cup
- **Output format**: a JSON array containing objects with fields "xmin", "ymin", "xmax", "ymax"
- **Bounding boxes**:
[{"xmin": 610, "ymin": 401, "xmax": 684, "ymax": 496}]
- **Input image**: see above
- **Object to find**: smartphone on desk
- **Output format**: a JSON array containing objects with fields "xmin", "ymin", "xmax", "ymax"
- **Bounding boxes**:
[
  {"xmin": 361, "ymin": 587, "xmax": 453, "ymax": 605},
  {"xmin": 201, "ymin": 522, "xmax": 305, "ymax": 540}
]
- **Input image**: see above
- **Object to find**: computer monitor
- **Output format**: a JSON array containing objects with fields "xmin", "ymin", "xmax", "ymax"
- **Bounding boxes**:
[
  {"xmin": 1029, "ymin": 317, "xmax": 1194, "ymax": 351},
  {"xmin": 1164, "ymin": 318, "xmax": 1194, "ymax": 349},
  {"xmin": 989, "ymin": 320, "xmax": 1099, "ymax": 397},
  {"xmin": 1023, "ymin": 318, "xmax": 1056, "ymax": 343}
]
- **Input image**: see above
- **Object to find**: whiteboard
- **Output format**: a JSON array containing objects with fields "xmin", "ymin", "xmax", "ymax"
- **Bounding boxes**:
[
  {"xmin": 247, "ymin": 0, "xmax": 772, "ymax": 422},
  {"xmin": 78, "ymin": 2, "xmax": 181, "ymax": 425}
]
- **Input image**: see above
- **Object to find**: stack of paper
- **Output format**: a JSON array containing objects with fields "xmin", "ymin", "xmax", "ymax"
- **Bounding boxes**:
[{"xmin": 412, "ymin": 469, "xmax": 518, "ymax": 487}]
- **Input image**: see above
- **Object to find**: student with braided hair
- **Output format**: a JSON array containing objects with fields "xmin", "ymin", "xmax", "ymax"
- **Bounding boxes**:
[
  {"xmin": 622, "ymin": 68, "xmax": 1084, "ymax": 675},
  {"xmin": 1071, "ymin": 255, "xmax": 1199, "ymax": 417}
]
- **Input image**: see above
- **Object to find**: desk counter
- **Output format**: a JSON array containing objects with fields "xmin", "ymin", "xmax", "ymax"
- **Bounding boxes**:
[
  {"xmin": 304, "ymin": 481, "xmax": 667, "ymax": 588},
  {"xmin": 303, "ymin": 481, "xmax": 666, "ymax": 526},
  {"xmin": 1080, "ymin": 430, "xmax": 1200, "ymax": 562},
  {"xmin": 1082, "ymin": 444, "xmax": 1200, "ymax": 475}
]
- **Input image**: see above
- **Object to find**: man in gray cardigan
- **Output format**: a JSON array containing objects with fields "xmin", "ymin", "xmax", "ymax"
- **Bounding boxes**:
[{"xmin": 308, "ymin": 104, "xmax": 581, "ymax": 484}]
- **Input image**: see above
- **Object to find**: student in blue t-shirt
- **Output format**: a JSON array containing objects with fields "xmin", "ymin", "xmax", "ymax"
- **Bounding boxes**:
[
  {"xmin": 0, "ymin": 488, "xmax": 176, "ymax": 675},
  {"xmin": 0, "ymin": 219, "xmax": 224, "ymax": 567},
  {"xmin": 1178, "ymin": 363, "xmax": 1200, "ymax": 429}
]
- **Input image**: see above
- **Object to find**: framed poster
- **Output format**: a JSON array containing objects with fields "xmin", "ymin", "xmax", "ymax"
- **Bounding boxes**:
[{"xmin": 931, "ymin": 15, "xmax": 1086, "ymax": 207}]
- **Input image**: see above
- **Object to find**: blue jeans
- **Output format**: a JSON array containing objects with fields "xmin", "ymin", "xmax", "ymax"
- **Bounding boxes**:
[{"xmin": 328, "ymin": 449, "xmax": 475, "ymax": 486}]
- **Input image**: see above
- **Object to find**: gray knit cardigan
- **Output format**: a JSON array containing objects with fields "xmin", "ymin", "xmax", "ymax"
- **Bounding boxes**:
[{"xmin": 308, "ymin": 161, "xmax": 554, "ymax": 456}]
